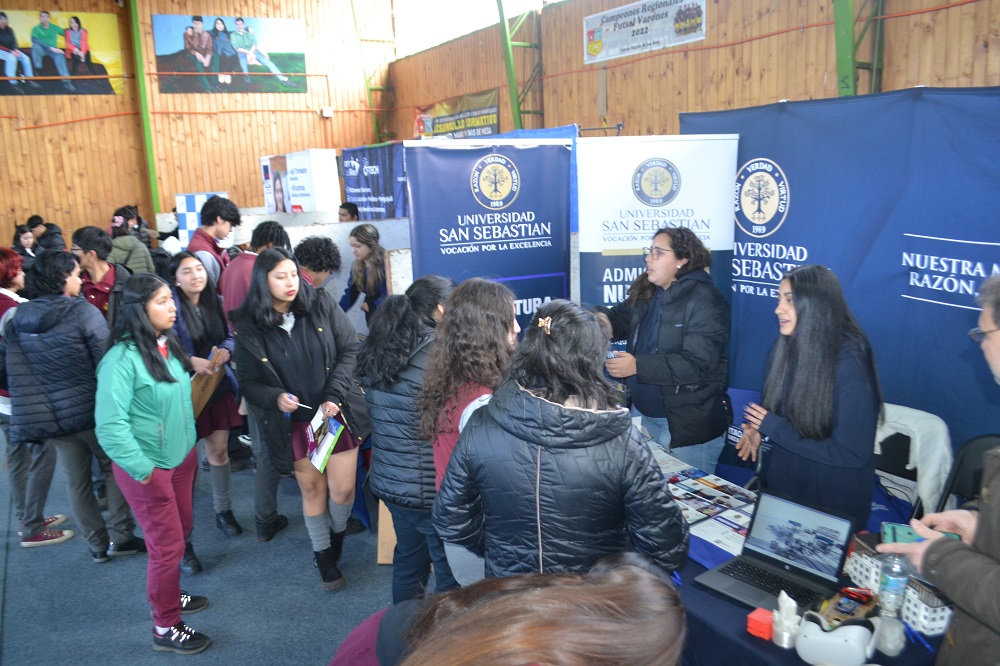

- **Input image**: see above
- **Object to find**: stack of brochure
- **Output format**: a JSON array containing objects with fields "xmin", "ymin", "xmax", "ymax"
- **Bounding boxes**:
[{"xmin": 307, "ymin": 409, "xmax": 345, "ymax": 473}]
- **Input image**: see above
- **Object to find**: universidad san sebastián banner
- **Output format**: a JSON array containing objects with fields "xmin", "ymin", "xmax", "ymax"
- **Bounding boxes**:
[
  {"xmin": 414, "ymin": 88, "xmax": 499, "ymax": 139},
  {"xmin": 680, "ymin": 88, "xmax": 1000, "ymax": 449},
  {"xmin": 576, "ymin": 135, "xmax": 738, "ymax": 310},
  {"xmin": 405, "ymin": 139, "xmax": 571, "ymax": 331},
  {"xmin": 342, "ymin": 142, "xmax": 408, "ymax": 220},
  {"xmin": 584, "ymin": 0, "xmax": 705, "ymax": 65}
]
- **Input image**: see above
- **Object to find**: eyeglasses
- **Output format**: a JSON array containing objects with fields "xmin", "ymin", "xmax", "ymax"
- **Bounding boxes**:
[
  {"xmin": 642, "ymin": 246, "xmax": 674, "ymax": 260},
  {"xmin": 968, "ymin": 326, "xmax": 1000, "ymax": 343}
]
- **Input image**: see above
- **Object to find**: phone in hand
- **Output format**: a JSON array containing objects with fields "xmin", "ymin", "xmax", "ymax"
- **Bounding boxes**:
[{"xmin": 881, "ymin": 522, "xmax": 960, "ymax": 543}]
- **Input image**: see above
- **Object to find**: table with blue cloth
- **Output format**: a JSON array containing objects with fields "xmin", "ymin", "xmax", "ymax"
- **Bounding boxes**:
[{"xmin": 676, "ymin": 556, "xmax": 940, "ymax": 665}]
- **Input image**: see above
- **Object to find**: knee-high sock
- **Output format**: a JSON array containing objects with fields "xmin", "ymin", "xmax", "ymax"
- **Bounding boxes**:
[
  {"xmin": 209, "ymin": 462, "xmax": 232, "ymax": 514},
  {"xmin": 305, "ymin": 513, "xmax": 331, "ymax": 551},
  {"xmin": 328, "ymin": 498, "xmax": 353, "ymax": 533}
]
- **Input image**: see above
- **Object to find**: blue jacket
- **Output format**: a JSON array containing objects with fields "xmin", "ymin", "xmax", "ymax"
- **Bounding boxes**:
[{"xmin": 0, "ymin": 295, "xmax": 108, "ymax": 443}]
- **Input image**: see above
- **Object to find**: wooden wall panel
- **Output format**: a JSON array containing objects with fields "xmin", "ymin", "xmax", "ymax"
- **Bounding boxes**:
[
  {"xmin": 0, "ymin": 1, "xmax": 146, "ymax": 241},
  {"xmin": 0, "ymin": 0, "xmax": 386, "ymax": 244}
]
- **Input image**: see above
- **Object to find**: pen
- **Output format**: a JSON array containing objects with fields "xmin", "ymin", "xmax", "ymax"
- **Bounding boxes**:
[{"xmin": 904, "ymin": 621, "xmax": 933, "ymax": 652}]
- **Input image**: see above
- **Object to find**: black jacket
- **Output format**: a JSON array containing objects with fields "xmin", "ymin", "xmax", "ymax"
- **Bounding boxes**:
[
  {"xmin": 602, "ymin": 270, "xmax": 731, "ymax": 447},
  {"xmin": 364, "ymin": 336, "xmax": 437, "ymax": 510},
  {"xmin": 233, "ymin": 290, "xmax": 358, "ymax": 473},
  {"xmin": 433, "ymin": 380, "xmax": 689, "ymax": 577},
  {"xmin": 36, "ymin": 224, "xmax": 66, "ymax": 252},
  {"xmin": 0, "ymin": 295, "xmax": 108, "ymax": 443}
]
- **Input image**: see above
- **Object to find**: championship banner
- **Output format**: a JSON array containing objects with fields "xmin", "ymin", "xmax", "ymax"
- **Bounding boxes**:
[
  {"xmin": 680, "ymin": 88, "xmax": 1000, "ymax": 448},
  {"xmin": 584, "ymin": 0, "xmax": 705, "ymax": 65},
  {"xmin": 577, "ymin": 135, "xmax": 738, "ymax": 309},
  {"xmin": 405, "ymin": 139, "xmax": 571, "ymax": 331},
  {"xmin": 343, "ymin": 142, "xmax": 408, "ymax": 220},
  {"xmin": 414, "ymin": 88, "xmax": 499, "ymax": 139}
]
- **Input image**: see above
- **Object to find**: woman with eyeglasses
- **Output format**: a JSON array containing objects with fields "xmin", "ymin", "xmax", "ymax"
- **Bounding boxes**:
[
  {"xmin": 735, "ymin": 264, "xmax": 883, "ymax": 532},
  {"xmin": 596, "ymin": 227, "xmax": 731, "ymax": 474}
]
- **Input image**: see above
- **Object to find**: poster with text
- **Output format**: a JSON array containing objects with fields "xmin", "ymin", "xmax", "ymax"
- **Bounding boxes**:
[
  {"xmin": 414, "ymin": 88, "xmax": 499, "ymax": 139},
  {"xmin": 0, "ymin": 10, "xmax": 123, "ymax": 95},
  {"xmin": 584, "ymin": 0, "xmax": 705, "ymax": 65},
  {"xmin": 152, "ymin": 14, "xmax": 306, "ymax": 94},
  {"xmin": 680, "ymin": 88, "xmax": 1000, "ymax": 448},
  {"xmin": 406, "ymin": 139, "xmax": 571, "ymax": 330},
  {"xmin": 343, "ymin": 142, "xmax": 409, "ymax": 220},
  {"xmin": 260, "ymin": 149, "xmax": 339, "ymax": 213},
  {"xmin": 577, "ymin": 135, "xmax": 738, "ymax": 309}
]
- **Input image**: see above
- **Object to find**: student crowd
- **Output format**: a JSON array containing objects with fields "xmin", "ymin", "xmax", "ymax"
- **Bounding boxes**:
[{"xmin": 4, "ymin": 198, "xmax": 997, "ymax": 665}]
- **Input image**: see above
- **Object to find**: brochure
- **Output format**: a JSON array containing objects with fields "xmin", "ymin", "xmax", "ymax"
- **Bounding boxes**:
[{"xmin": 307, "ymin": 408, "xmax": 345, "ymax": 473}]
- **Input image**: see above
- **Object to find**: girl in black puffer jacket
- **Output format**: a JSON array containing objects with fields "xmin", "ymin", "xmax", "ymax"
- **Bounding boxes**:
[
  {"xmin": 356, "ymin": 275, "xmax": 457, "ymax": 604},
  {"xmin": 434, "ymin": 300, "xmax": 689, "ymax": 578}
]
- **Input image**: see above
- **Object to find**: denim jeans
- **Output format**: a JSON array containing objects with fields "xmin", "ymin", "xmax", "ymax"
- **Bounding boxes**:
[
  {"xmin": 386, "ymin": 503, "xmax": 459, "ymax": 604},
  {"xmin": 631, "ymin": 404, "xmax": 726, "ymax": 474},
  {"xmin": 0, "ymin": 50, "xmax": 33, "ymax": 79},
  {"xmin": 237, "ymin": 51, "xmax": 284, "ymax": 79},
  {"xmin": 31, "ymin": 43, "xmax": 69, "ymax": 79}
]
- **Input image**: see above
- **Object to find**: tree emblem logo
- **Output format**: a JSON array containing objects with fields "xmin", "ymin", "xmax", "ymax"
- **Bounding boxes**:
[
  {"xmin": 470, "ymin": 153, "xmax": 520, "ymax": 210},
  {"xmin": 734, "ymin": 158, "xmax": 789, "ymax": 238},
  {"xmin": 632, "ymin": 158, "xmax": 681, "ymax": 207}
]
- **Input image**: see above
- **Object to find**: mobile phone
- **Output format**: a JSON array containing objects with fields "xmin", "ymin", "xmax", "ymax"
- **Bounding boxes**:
[{"xmin": 881, "ymin": 522, "xmax": 960, "ymax": 543}]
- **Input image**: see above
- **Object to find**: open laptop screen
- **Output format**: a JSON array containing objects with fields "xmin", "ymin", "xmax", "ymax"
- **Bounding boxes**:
[{"xmin": 743, "ymin": 492, "xmax": 853, "ymax": 582}]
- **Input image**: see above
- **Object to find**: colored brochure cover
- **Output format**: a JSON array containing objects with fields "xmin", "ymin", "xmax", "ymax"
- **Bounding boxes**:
[{"xmin": 307, "ymin": 408, "xmax": 344, "ymax": 473}]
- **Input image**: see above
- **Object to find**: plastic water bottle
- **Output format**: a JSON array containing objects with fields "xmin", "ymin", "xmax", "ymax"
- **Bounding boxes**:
[{"xmin": 878, "ymin": 555, "xmax": 910, "ymax": 617}]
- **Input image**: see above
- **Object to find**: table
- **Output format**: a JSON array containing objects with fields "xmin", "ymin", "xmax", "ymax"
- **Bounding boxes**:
[{"xmin": 677, "ymin": 558, "xmax": 940, "ymax": 666}]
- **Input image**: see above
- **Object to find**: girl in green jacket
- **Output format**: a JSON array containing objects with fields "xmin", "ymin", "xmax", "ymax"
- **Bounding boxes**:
[{"xmin": 95, "ymin": 274, "xmax": 211, "ymax": 655}]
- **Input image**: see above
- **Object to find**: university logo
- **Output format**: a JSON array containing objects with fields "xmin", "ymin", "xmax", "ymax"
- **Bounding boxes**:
[
  {"xmin": 734, "ymin": 158, "xmax": 789, "ymax": 238},
  {"xmin": 632, "ymin": 158, "xmax": 680, "ymax": 206},
  {"xmin": 343, "ymin": 159, "xmax": 360, "ymax": 178},
  {"xmin": 587, "ymin": 27, "xmax": 603, "ymax": 57},
  {"xmin": 471, "ymin": 153, "xmax": 520, "ymax": 210}
]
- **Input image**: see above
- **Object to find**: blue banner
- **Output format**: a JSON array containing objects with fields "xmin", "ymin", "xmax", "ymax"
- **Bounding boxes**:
[
  {"xmin": 342, "ymin": 142, "xmax": 408, "ymax": 220},
  {"xmin": 680, "ymin": 87, "xmax": 1000, "ymax": 449},
  {"xmin": 405, "ymin": 141, "xmax": 572, "ymax": 331}
]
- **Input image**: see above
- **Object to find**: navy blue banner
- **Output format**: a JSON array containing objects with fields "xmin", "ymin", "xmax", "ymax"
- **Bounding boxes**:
[
  {"xmin": 406, "ymin": 141, "xmax": 571, "ymax": 331},
  {"xmin": 680, "ymin": 87, "xmax": 1000, "ymax": 449},
  {"xmin": 343, "ymin": 143, "xmax": 408, "ymax": 220}
]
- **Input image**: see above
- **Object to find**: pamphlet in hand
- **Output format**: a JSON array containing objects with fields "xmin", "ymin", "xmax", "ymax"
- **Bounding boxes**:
[{"xmin": 307, "ymin": 408, "xmax": 344, "ymax": 473}]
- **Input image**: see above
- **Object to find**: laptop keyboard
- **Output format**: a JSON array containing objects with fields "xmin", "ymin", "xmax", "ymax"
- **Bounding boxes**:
[{"xmin": 720, "ymin": 559, "xmax": 820, "ymax": 607}]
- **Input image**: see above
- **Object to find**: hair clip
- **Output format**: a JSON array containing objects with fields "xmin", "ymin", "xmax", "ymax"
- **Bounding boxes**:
[
  {"xmin": 112, "ymin": 215, "xmax": 125, "ymax": 227},
  {"xmin": 537, "ymin": 316, "xmax": 552, "ymax": 335}
]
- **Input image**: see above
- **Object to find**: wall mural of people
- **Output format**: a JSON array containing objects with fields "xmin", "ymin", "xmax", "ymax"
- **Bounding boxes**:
[
  {"xmin": 153, "ymin": 14, "xmax": 306, "ymax": 94},
  {"xmin": 0, "ymin": 9, "xmax": 122, "ymax": 96}
]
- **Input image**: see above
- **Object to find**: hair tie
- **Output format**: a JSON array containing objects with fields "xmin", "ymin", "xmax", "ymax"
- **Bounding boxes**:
[
  {"xmin": 112, "ymin": 215, "xmax": 125, "ymax": 227},
  {"xmin": 537, "ymin": 316, "xmax": 552, "ymax": 335}
]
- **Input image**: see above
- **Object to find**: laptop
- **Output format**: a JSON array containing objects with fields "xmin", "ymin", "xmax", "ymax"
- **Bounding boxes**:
[{"xmin": 694, "ymin": 491, "xmax": 854, "ymax": 611}]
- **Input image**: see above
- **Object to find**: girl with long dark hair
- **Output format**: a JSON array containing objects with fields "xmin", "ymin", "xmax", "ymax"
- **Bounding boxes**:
[
  {"xmin": 418, "ymin": 277, "xmax": 519, "ymax": 583},
  {"xmin": 168, "ymin": 252, "xmax": 244, "ymax": 537},
  {"xmin": 736, "ymin": 264, "xmax": 883, "ymax": 530},
  {"xmin": 232, "ymin": 248, "xmax": 361, "ymax": 590},
  {"xmin": 339, "ymin": 223, "xmax": 387, "ymax": 325},
  {"xmin": 597, "ymin": 227, "xmax": 731, "ymax": 474},
  {"xmin": 434, "ymin": 300, "xmax": 688, "ymax": 577},
  {"xmin": 357, "ymin": 274, "xmax": 458, "ymax": 603},
  {"xmin": 95, "ymin": 274, "xmax": 210, "ymax": 655}
]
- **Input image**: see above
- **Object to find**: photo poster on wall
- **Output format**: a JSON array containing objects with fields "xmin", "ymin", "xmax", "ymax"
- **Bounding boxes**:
[
  {"xmin": 583, "ymin": 0, "xmax": 705, "ymax": 65},
  {"xmin": 576, "ymin": 135, "xmax": 738, "ymax": 309},
  {"xmin": 151, "ymin": 14, "xmax": 306, "ymax": 94},
  {"xmin": 342, "ymin": 142, "xmax": 409, "ymax": 220},
  {"xmin": 680, "ymin": 87, "xmax": 1000, "ymax": 448},
  {"xmin": 175, "ymin": 191, "xmax": 228, "ymax": 249},
  {"xmin": 261, "ymin": 149, "xmax": 340, "ymax": 213},
  {"xmin": 0, "ymin": 10, "xmax": 123, "ymax": 96},
  {"xmin": 405, "ymin": 139, "xmax": 572, "ymax": 331},
  {"xmin": 414, "ymin": 88, "xmax": 500, "ymax": 139}
]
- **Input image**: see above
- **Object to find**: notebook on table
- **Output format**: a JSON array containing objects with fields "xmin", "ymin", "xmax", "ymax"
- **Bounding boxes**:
[{"xmin": 694, "ymin": 491, "xmax": 854, "ymax": 611}]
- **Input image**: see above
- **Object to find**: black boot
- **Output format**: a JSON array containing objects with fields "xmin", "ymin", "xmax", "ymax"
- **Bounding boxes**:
[
  {"xmin": 180, "ymin": 541, "xmax": 203, "ymax": 575},
  {"xmin": 313, "ymin": 546, "xmax": 345, "ymax": 591},
  {"xmin": 329, "ymin": 528, "xmax": 346, "ymax": 564}
]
